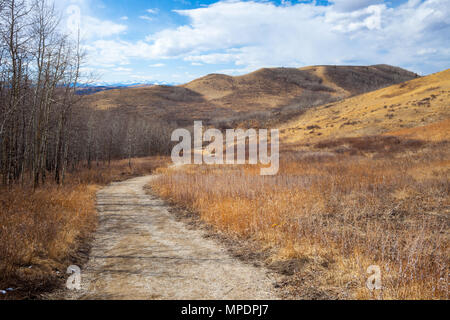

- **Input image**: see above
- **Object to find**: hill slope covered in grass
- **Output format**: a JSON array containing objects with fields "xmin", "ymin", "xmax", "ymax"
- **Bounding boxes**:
[
  {"xmin": 281, "ymin": 68, "xmax": 450, "ymax": 145},
  {"xmin": 85, "ymin": 65, "xmax": 417, "ymax": 125}
]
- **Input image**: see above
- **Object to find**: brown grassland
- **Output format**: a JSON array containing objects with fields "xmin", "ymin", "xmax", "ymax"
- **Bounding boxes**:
[
  {"xmin": 0, "ymin": 157, "xmax": 168, "ymax": 299},
  {"xmin": 150, "ymin": 70, "xmax": 449, "ymax": 299},
  {"xmin": 151, "ymin": 137, "xmax": 449, "ymax": 299}
]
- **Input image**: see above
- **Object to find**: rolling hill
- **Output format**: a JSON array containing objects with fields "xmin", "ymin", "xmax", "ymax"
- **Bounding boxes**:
[
  {"xmin": 84, "ymin": 65, "xmax": 418, "ymax": 125},
  {"xmin": 280, "ymin": 68, "xmax": 450, "ymax": 145}
]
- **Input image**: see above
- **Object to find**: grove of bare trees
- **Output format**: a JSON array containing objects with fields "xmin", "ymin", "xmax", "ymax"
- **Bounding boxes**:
[{"xmin": 0, "ymin": 0, "xmax": 174, "ymax": 188}]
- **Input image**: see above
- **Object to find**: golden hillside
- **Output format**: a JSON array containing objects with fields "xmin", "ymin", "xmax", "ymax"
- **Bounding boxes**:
[
  {"xmin": 83, "ymin": 85, "xmax": 233, "ymax": 125},
  {"xmin": 183, "ymin": 65, "xmax": 417, "ymax": 113},
  {"xmin": 85, "ymin": 65, "xmax": 417, "ymax": 124},
  {"xmin": 281, "ymin": 69, "xmax": 450, "ymax": 145}
]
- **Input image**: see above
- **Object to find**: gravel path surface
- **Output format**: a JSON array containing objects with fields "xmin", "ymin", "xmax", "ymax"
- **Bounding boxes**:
[{"xmin": 66, "ymin": 175, "xmax": 279, "ymax": 300}]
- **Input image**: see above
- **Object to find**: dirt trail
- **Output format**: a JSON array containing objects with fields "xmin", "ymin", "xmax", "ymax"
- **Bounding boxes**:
[{"xmin": 67, "ymin": 175, "xmax": 279, "ymax": 300}]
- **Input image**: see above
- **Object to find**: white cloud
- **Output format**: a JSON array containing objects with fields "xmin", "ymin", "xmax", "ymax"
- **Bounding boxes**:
[
  {"xmin": 140, "ymin": 1, "xmax": 356, "ymax": 68},
  {"xmin": 184, "ymin": 53, "xmax": 236, "ymax": 64},
  {"xmin": 149, "ymin": 63, "xmax": 166, "ymax": 67},
  {"xmin": 113, "ymin": 67, "xmax": 133, "ymax": 72},
  {"xmin": 81, "ymin": 0, "xmax": 450, "ymax": 77},
  {"xmin": 327, "ymin": 4, "xmax": 385, "ymax": 32},
  {"xmin": 81, "ymin": 16, "xmax": 128, "ymax": 39},
  {"xmin": 146, "ymin": 8, "xmax": 160, "ymax": 14},
  {"xmin": 139, "ymin": 0, "xmax": 450, "ymax": 74},
  {"xmin": 120, "ymin": 16, "xmax": 129, "ymax": 20},
  {"xmin": 83, "ymin": 40, "xmax": 154, "ymax": 66},
  {"xmin": 139, "ymin": 15, "xmax": 154, "ymax": 22},
  {"xmin": 59, "ymin": 0, "xmax": 127, "ymax": 40}
]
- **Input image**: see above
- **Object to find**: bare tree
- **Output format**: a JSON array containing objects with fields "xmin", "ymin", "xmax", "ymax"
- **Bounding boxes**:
[{"xmin": 0, "ymin": 0, "xmax": 174, "ymax": 188}]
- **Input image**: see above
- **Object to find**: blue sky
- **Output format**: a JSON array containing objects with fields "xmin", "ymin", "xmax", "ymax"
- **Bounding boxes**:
[{"xmin": 62, "ymin": 0, "xmax": 450, "ymax": 84}]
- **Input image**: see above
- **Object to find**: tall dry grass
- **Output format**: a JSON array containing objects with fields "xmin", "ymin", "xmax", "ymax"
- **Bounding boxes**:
[
  {"xmin": 151, "ymin": 140, "xmax": 449, "ymax": 299},
  {"xmin": 0, "ymin": 156, "xmax": 168, "ymax": 299}
]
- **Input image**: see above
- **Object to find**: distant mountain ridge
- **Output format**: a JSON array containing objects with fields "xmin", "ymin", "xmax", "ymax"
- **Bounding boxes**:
[{"xmin": 77, "ymin": 81, "xmax": 179, "ymax": 95}]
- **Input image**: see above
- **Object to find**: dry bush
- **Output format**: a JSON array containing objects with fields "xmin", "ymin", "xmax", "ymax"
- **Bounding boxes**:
[
  {"xmin": 0, "ymin": 156, "xmax": 169, "ymax": 299},
  {"xmin": 151, "ymin": 141, "xmax": 449, "ymax": 299}
]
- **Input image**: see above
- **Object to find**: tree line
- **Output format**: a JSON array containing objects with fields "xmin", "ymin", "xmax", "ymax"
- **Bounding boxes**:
[{"xmin": 0, "ymin": 0, "xmax": 174, "ymax": 188}]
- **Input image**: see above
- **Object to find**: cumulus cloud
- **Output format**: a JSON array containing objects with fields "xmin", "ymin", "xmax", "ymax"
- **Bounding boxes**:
[
  {"xmin": 139, "ymin": 15, "xmax": 154, "ymax": 22},
  {"xmin": 81, "ymin": 16, "xmax": 127, "ymax": 39},
  {"xmin": 84, "ymin": 40, "xmax": 153, "ymax": 66},
  {"xmin": 81, "ymin": 0, "xmax": 450, "ymax": 75},
  {"xmin": 184, "ymin": 53, "xmax": 237, "ymax": 64},
  {"xmin": 326, "ymin": 4, "xmax": 385, "ymax": 32},
  {"xmin": 59, "ymin": 0, "xmax": 127, "ymax": 39}
]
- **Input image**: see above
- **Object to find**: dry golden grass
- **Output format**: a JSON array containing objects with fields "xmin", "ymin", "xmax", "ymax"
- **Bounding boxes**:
[
  {"xmin": 281, "ymin": 69, "xmax": 450, "ymax": 144},
  {"xmin": 151, "ymin": 141, "xmax": 449, "ymax": 299},
  {"xmin": 384, "ymin": 118, "xmax": 450, "ymax": 142},
  {"xmin": 0, "ymin": 156, "xmax": 169, "ymax": 299},
  {"xmin": 0, "ymin": 183, "xmax": 98, "ymax": 297}
]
